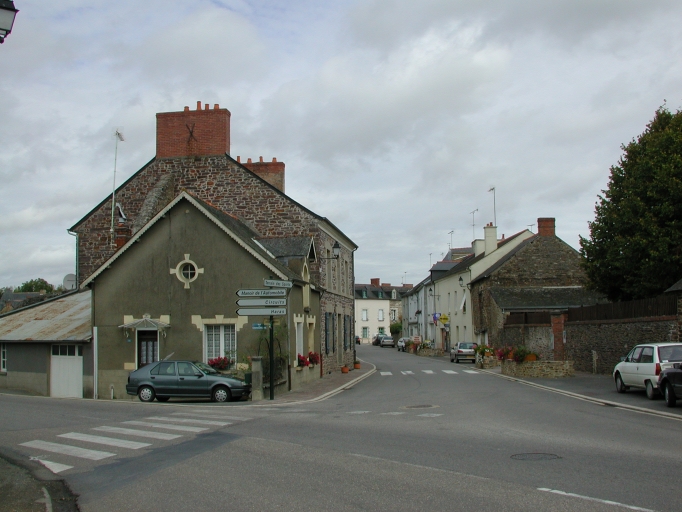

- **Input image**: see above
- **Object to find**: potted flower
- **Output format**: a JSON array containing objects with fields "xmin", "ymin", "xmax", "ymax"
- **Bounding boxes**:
[
  {"xmin": 297, "ymin": 353, "xmax": 310, "ymax": 368},
  {"xmin": 341, "ymin": 365, "xmax": 349, "ymax": 374},
  {"xmin": 354, "ymin": 359, "xmax": 361, "ymax": 370}
]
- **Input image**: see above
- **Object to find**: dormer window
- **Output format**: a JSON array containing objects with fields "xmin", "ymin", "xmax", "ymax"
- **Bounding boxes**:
[
  {"xmin": 391, "ymin": 290, "xmax": 397, "ymax": 300},
  {"xmin": 378, "ymin": 291, "xmax": 383, "ymax": 299},
  {"xmin": 362, "ymin": 289, "xmax": 367, "ymax": 298}
]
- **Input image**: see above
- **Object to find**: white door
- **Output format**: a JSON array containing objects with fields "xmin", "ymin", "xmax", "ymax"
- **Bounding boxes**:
[{"xmin": 50, "ymin": 345, "xmax": 83, "ymax": 398}]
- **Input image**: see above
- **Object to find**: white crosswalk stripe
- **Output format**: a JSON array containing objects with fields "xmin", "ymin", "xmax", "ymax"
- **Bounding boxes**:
[
  {"xmin": 380, "ymin": 371, "xmax": 392, "ymax": 376},
  {"xmin": 145, "ymin": 416, "xmax": 231, "ymax": 426},
  {"xmin": 347, "ymin": 410, "xmax": 371, "ymax": 414},
  {"xmin": 379, "ymin": 369, "xmax": 479, "ymax": 376},
  {"xmin": 123, "ymin": 420, "xmax": 208, "ymax": 432},
  {"xmin": 422, "ymin": 370, "xmax": 435, "ymax": 374},
  {"xmin": 35, "ymin": 459, "xmax": 73, "ymax": 474},
  {"xmin": 174, "ymin": 412, "xmax": 251, "ymax": 421},
  {"xmin": 21, "ymin": 440, "xmax": 115, "ymax": 461},
  {"xmin": 442, "ymin": 370, "xmax": 458, "ymax": 374},
  {"xmin": 58, "ymin": 433, "xmax": 150, "ymax": 450},
  {"xmin": 93, "ymin": 426, "xmax": 182, "ymax": 440},
  {"xmin": 380, "ymin": 412, "xmax": 406, "ymax": 415},
  {"xmin": 463, "ymin": 370, "xmax": 478, "ymax": 374},
  {"xmin": 401, "ymin": 371, "xmax": 414, "ymax": 375},
  {"xmin": 418, "ymin": 413, "xmax": 443, "ymax": 417}
]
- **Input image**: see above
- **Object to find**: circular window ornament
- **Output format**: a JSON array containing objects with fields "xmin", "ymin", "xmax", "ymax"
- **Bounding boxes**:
[{"xmin": 170, "ymin": 254, "xmax": 204, "ymax": 288}]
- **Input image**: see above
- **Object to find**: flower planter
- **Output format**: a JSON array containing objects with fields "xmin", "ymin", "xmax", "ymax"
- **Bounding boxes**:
[
  {"xmin": 341, "ymin": 366, "xmax": 349, "ymax": 374},
  {"xmin": 354, "ymin": 363, "xmax": 361, "ymax": 369},
  {"xmin": 524, "ymin": 354, "xmax": 538, "ymax": 362}
]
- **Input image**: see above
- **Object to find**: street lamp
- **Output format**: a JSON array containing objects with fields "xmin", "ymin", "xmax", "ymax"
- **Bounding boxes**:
[
  {"xmin": 0, "ymin": 0, "xmax": 19, "ymax": 44},
  {"xmin": 459, "ymin": 276, "xmax": 464, "ymax": 288},
  {"xmin": 320, "ymin": 241, "xmax": 341, "ymax": 259}
]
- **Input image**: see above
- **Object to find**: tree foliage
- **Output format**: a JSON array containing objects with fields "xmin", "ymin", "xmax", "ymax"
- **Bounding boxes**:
[
  {"xmin": 15, "ymin": 278, "xmax": 55, "ymax": 294},
  {"xmin": 580, "ymin": 106, "xmax": 682, "ymax": 301}
]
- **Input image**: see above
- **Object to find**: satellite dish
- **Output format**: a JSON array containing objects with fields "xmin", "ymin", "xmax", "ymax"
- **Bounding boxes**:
[{"xmin": 63, "ymin": 274, "xmax": 77, "ymax": 291}]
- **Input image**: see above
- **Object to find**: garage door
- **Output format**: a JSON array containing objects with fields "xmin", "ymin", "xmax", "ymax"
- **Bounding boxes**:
[{"xmin": 50, "ymin": 345, "xmax": 83, "ymax": 398}]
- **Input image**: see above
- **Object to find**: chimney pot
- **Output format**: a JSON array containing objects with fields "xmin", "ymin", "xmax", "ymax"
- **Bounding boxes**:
[
  {"xmin": 236, "ymin": 156, "xmax": 241, "ymax": 163},
  {"xmin": 370, "ymin": 278, "xmax": 380, "ymax": 287},
  {"xmin": 259, "ymin": 156, "xmax": 263, "ymax": 162},
  {"xmin": 214, "ymin": 104, "xmax": 219, "ymax": 110},
  {"xmin": 184, "ymin": 106, "xmax": 189, "ymax": 112},
  {"xmin": 205, "ymin": 103, "xmax": 209, "ymax": 110},
  {"xmin": 196, "ymin": 101, "xmax": 201, "ymax": 110},
  {"xmin": 272, "ymin": 157, "xmax": 277, "ymax": 162},
  {"xmin": 247, "ymin": 158, "xmax": 252, "ymax": 163}
]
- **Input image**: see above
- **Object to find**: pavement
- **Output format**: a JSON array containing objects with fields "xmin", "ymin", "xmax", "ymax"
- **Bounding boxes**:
[{"xmin": 3, "ymin": 355, "xmax": 681, "ymax": 511}]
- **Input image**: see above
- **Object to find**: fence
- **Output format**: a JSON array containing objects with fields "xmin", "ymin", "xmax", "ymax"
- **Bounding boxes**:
[
  {"xmin": 505, "ymin": 311, "xmax": 551, "ymax": 325},
  {"xmin": 567, "ymin": 294, "xmax": 677, "ymax": 322}
]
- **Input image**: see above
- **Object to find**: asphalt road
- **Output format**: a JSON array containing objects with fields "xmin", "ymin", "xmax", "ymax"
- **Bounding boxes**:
[{"xmin": 1, "ymin": 345, "xmax": 679, "ymax": 511}]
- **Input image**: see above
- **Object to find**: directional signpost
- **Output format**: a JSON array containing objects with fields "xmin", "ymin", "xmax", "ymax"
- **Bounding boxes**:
[{"xmin": 235, "ymin": 279, "xmax": 292, "ymax": 400}]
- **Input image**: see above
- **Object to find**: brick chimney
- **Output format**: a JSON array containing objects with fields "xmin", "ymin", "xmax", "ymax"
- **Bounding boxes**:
[
  {"xmin": 237, "ymin": 156, "xmax": 285, "ymax": 193},
  {"xmin": 114, "ymin": 221, "xmax": 131, "ymax": 249},
  {"xmin": 537, "ymin": 218, "xmax": 556, "ymax": 237},
  {"xmin": 370, "ymin": 278, "xmax": 380, "ymax": 287},
  {"xmin": 156, "ymin": 101, "xmax": 231, "ymax": 159}
]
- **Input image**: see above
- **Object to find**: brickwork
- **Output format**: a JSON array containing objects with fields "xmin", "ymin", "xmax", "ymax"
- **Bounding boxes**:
[
  {"xmin": 156, "ymin": 102, "xmax": 230, "ymax": 158},
  {"xmin": 565, "ymin": 317, "xmax": 677, "ymax": 374},
  {"xmin": 239, "ymin": 157, "xmax": 285, "ymax": 193}
]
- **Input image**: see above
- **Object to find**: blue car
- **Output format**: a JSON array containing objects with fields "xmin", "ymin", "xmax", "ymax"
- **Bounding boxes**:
[{"xmin": 126, "ymin": 360, "xmax": 251, "ymax": 403}]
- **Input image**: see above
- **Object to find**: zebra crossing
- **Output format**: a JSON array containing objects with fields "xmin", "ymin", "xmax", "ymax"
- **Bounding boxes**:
[
  {"xmin": 378, "ymin": 369, "xmax": 480, "ymax": 376},
  {"xmin": 18, "ymin": 409, "xmax": 251, "ymax": 475}
]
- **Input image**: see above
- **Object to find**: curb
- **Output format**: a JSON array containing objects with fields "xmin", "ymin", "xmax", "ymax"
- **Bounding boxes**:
[{"xmin": 477, "ymin": 368, "xmax": 682, "ymax": 421}]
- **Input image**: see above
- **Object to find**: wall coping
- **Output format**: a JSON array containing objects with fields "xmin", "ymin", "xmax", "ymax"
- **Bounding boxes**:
[{"xmin": 566, "ymin": 315, "xmax": 675, "ymax": 326}]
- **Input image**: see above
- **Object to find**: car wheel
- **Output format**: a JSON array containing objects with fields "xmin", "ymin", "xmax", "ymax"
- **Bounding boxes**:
[
  {"xmin": 156, "ymin": 396, "xmax": 170, "ymax": 402},
  {"xmin": 450, "ymin": 357, "xmax": 454, "ymax": 362},
  {"xmin": 138, "ymin": 385, "xmax": 155, "ymax": 402},
  {"xmin": 664, "ymin": 382, "xmax": 676, "ymax": 408},
  {"xmin": 212, "ymin": 386, "xmax": 231, "ymax": 403},
  {"xmin": 645, "ymin": 381, "xmax": 657, "ymax": 400},
  {"xmin": 615, "ymin": 373, "xmax": 627, "ymax": 393}
]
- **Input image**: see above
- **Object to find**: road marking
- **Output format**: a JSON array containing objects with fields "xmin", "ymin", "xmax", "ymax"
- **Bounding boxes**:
[
  {"xmin": 442, "ymin": 370, "xmax": 458, "ymax": 374},
  {"xmin": 463, "ymin": 370, "xmax": 478, "ymax": 374},
  {"xmin": 417, "ymin": 413, "xmax": 443, "ymax": 417},
  {"xmin": 401, "ymin": 371, "xmax": 414, "ymax": 375},
  {"xmin": 20, "ymin": 440, "xmax": 115, "ymax": 461},
  {"xmin": 347, "ymin": 411, "xmax": 371, "ymax": 414},
  {"xmin": 93, "ymin": 426, "xmax": 181, "ymax": 440},
  {"xmin": 537, "ymin": 488, "xmax": 655, "ymax": 511},
  {"xmin": 145, "ymin": 416, "xmax": 231, "ymax": 426},
  {"xmin": 123, "ymin": 421, "xmax": 208, "ymax": 432},
  {"xmin": 177, "ymin": 412, "xmax": 252, "ymax": 421},
  {"xmin": 32, "ymin": 458, "xmax": 73, "ymax": 474},
  {"xmin": 58, "ymin": 433, "xmax": 150, "ymax": 450},
  {"xmin": 380, "ymin": 412, "xmax": 406, "ymax": 415},
  {"xmin": 422, "ymin": 370, "xmax": 435, "ymax": 374},
  {"xmin": 380, "ymin": 371, "xmax": 392, "ymax": 376}
]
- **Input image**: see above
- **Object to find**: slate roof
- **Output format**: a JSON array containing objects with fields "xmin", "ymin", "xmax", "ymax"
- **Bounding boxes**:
[
  {"xmin": 0, "ymin": 290, "xmax": 92, "ymax": 342},
  {"xmin": 354, "ymin": 284, "xmax": 411, "ymax": 301},
  {"xmin": 489, "ymin": 286, "xmax": 606, "ymax": 310},
  {"xmin": 257, "ymin": 237, "xmax": 315, "ymax": 259},
  {"xmin": 469, "ymin": 236, "xmax": 538, "ymax": 285},
  {"xmin": 665, "ymin": 278, "xmax": 682, "ymax": 293}
]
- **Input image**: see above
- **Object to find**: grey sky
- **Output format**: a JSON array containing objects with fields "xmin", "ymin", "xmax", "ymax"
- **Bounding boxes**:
[{"xmin": 1, "ymin": 1, "xmax": 681, "ymax": 289}]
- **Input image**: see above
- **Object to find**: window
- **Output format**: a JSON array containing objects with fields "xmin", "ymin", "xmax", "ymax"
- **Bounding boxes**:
[
  {"xmin": 362, "ymin": 309, "xmax": 368, "ymax": 321},
  {"xmin": 362, "ymin": 289, "xmax": 367, "ymax": 298},
  {"xmin": 378, "ymin": 291, "xmax": 383, "ymax": 299},
  {"xmin": 138, "ymin": 331, "xmax": 158, "ymax": 367},
  {"xmin": 151, "ymin": 362, "xmax": 176, "ymax": 375},
  {"xmin": 1, "ymin": 343, "xmax": 6, "ymax": 372},
  {"xmin": 205, "ymin": 325, "xmax": 237, "ymax": 362},
  {"xmin": 378, "ymin": 309, "xmax": 384, "ymax": 321},
  {"xmin": 640, "ymin": 346, "xmax": 654, "ymax": 364},
  {"xmin": 295, "ymin": 321, "xmax": 304, "ymax": 363},
  {"xmin": 378, "ymin": 327, "xmax": 385, "ymax": 335},
  {"xmin": 51, "ymin": 344, "xmax": 83, "ymax": 357},
  {"xmin": 362, "ymin": 327, "xmax": 369, "ymax": 338},
  {"xmin": 181, "ymin": 263, "xmax": 196, "ymax": 280},
  {"xmin": 343, "ymin": 315, "xmax": 350, "ymax": 351},
  {"xmin": 325, "ymin": 312, "xmax": 332, "ymax": 354},
  {"xmin": 390, "ymin": 309, "xmax": 397, "ymax": 322},
  {"xmin": 391, "ymin": 290, "xmax": 397, "ymax": 300}
]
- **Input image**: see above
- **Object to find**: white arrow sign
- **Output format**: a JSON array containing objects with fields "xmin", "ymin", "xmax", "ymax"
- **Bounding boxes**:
[
  {"xmin": 237, "ymin": 308, "xmax": 287, "ymax": 316},
  {"xmin": 264, "ymin": 279, "xmax": 293, "ymax": 288},
  {"xmin": 236, "ymin": 289, "xmax": 287, "ymax": 297},
  {"xmin": 237, "ymin": 298, "xmax": 287, "ymax": 307}
]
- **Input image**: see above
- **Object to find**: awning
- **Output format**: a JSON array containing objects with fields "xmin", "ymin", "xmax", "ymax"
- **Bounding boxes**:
[{"xmin": 118, "ymin": 317, "xmax": 170, "ymax": 330}]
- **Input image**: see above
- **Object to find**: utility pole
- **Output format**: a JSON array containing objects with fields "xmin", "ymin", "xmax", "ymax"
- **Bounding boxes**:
[{"xmin": 488, "ymin": 187, "xmax": 496, "ymax": 226}]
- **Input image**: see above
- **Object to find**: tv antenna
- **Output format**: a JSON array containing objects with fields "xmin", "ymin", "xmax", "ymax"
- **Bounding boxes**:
[
  {"xmin": 470, "ymin": 209, "xmax": 478, "ymax": 240},
  {"xmin": 527, "ymin": 223, "xmax": 535, "ymax": 233},
  {"xmin": 488, "ymin": 187, "xmax": 496, "ymax": 226},
  {"xmin": 110, "ymin": 129, "xmax": 125, "ymax": 244}
]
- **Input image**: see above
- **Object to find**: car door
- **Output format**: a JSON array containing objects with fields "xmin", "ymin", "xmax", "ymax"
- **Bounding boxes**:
[
  {"xmin": 620, "ymin": 347, "xmax": 642, "ymax": 386},
  {"xmin": 149, "ymin": 362, "xmax": 178, "ymax": 395},
  {"xmin": 176, "ymin": 362, "xmax": 209, "ymax": 396},
  {"xmin": 634, "ymin": 346, "xmax": 655, "ymax": 388}
]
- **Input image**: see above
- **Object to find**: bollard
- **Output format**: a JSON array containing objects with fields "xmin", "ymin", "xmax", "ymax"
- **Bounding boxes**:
[{"xmin": 251, "ymin": 356, "xmax": 263, "ymax": 401}]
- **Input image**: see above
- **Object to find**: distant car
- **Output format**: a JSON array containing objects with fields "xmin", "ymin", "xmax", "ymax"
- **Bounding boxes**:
[
  {"xmin": 658, "ymin": 363, "xmax": 682, "ymax": 407},
  {"xmin": 379, "ymin": 335, "xmax": 395, "ymax": 348},
  {"xmin": 126, "ymin": 360, "xmax": 251, "ymax": 403},
  {"xmin": 397, "ymin": 337, "xmax": 409, "ymax": 352},
  {"xmin": 371, "ymin": 335, "xmax": 381, "ymax": 346},
  {"xmin": 613, "ymin": 343, "xmax": 682, "ymax": 399},
  {"xmin": 450, "ymin": 342, "xmax": 475, "ymax": 363}
]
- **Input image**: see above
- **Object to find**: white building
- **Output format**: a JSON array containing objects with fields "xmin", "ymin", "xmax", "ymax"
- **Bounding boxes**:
[{"xmin": 355, "ymin": 279, "xmax": 411, "ymax": 343}]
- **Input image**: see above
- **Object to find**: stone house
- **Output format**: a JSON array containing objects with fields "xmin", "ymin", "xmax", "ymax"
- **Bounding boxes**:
[
  {"xmin": 470, "ymin": 218, "xmax": 603, "ymax": 360},
  {"xmin": 69, "ymin": 102, "xmax": 357, "ymax": 380}
]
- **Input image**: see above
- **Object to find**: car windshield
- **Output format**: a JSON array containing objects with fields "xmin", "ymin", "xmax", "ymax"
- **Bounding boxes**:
[
  {"xmin": 459, "ymin": 343, "xmax": 474, "ymax": 349},
  {"xmin": 659, "ymin": 345, "xmax": 682, "ymax": 362},
  {"xmin": 194, "ymin": 362, "xmax": 218, "ymax": 375}
]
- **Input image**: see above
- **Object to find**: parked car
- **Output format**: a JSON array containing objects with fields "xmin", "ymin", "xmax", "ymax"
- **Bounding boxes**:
[
  {"xmin": 613, "ymin": 343, "xmax": 682, "ymax": 399},
  {"xmin": 371, "ymin": 335, "xmax": 381, "ymax": 346},
  {"xmin": 658, "ymin": 363, "xmax": 682, "ymax": 407},
  {"xmin": 379, "ymin": 335, "xmax": 395, "ymax": 348},
  {"xmin": 450, "ymin": 342, "xmax": 475, "ymax": 363},
  {"xmin": 126, "ymin": 360, "xmax": 251, "ymax": 403},
  {"xmin": 397, "ymin": 337, "xmax": 410, "ymax": 352}
]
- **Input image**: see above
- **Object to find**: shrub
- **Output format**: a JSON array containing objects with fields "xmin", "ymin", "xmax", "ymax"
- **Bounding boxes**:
[
  {"xmin": 512, "ymin": 346, "xmax": 529, "ymax": 364},
  {"xmin": 208, "ymin": 357, "xmax": 232, "ymax": 370}
]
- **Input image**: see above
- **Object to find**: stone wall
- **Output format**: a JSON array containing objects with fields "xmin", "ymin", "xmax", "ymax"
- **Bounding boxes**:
[
  {"xmin": 501, "ymin": 360, "xmax": 574, "ymax": 378},
  {"xmin": 565, "ymin": 317, "xmax": 677, "ymax": 374}
]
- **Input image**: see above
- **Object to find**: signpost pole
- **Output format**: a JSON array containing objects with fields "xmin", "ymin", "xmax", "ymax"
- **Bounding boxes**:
[{"xmin": 269, "ymin": 314, "xmax": 275, "ymax": 400}]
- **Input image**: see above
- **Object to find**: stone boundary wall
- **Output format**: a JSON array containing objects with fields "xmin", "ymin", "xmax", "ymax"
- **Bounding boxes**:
[
  {"xmin": 565, "ymin": 316, "xmax": 677, "ymax": 374},
  {"xmin": 475, "ymin": 356, "xmax": 501, "ymax": 369},
  {"xmin": 501, "ymin": 360, "xmax": 574, "ymax": 378}
]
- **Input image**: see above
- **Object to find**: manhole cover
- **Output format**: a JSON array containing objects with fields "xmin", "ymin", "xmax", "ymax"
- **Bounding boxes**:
[
  {"xmin": 402, "ymin": 404, "xmax": 439, "ymax": 409},
  {"xmin": 510, "ymin": 453, "xmax": 561, "ymax": 461}
]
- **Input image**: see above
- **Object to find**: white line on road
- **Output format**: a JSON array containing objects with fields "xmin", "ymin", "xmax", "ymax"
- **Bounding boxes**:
[
  {"xmin": 422, "ymin": 370, "xmax": 435, "ymax": 374},
  {"xmin": 401, "ymin": 371, "xmax": 414, "ymax": 375},
  {"xmin": 93, "ymin": 426, "xmax": 181, "ymax": 440},
  {"xmin": 463, "ymin": 370, "xmax": 478, "ymax": 374},
  {"xmin": 177, "ymin": 412, "xmax": 252, "ymax": 421},
  {"xmin": 123, "ymin": 421, "xmax": 208, "ymax": 432},
  {"xmin": 537, "ymin": 488, "xmax": 656, "ymax": 511},
  {"xmin": 58, "ymin": 433, "xmax": 151, "ymax": 450},
  {"xmin": 417, "ymin": 413, "xmax": 443, "ymax": 417},
  {"xmin": 442, "ymin": 370, "xmax": 458, "ymax": 374},
  {"xmin": 145, "ymin": 416, "xmax": 231, "ymax": 426},
  {"xmin": 21, "ymin": 440, "xmax": 115, "ymax": 461},
  {"xmin": 347, "ymin": 411, "xmax": 371, "ymax": 414},
  {"xmin": 380, "ymin": 372, "xmax": 392, "ymax": 376},
  {"xmin": 380, "ymin": 412, "xmax": 406, "ymax": 415},
  {"xmin": 32, "ymin": 459, "xmax": 73, "ymax": 474}
]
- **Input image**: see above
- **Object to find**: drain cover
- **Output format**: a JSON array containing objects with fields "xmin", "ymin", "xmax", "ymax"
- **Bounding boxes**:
[
  {"xmin": 511, "ymin": 453, "xmax": 561, "ymax": 461},
  {"xmin": 402, "ymin": 404, "xmax": 439, "ymax": 409}
]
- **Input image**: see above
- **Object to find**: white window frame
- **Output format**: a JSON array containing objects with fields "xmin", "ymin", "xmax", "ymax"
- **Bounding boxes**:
[
  {"xmin": 1, "ymin": 343, "xmax": 6, "ymax": 372},
  {"xmin": 205, "ymin": 324, "xmax": 237, "ymax": 362},
  {"xmin": 362, "ymin": 327, "xmax": 369, "ymax": 338},
  {"xmin": 295, "ymin": 321, "xmax": 304, "ymax": 365},
  {"xmin": 362, "ymin": 309, "xmax": 368, "ymax": 321},
  {"xmin": 390, "ymin": 309, "xmax": 397, "ymax": 322},
  {"xmin": 378, "ymin": 309, "xmax": 384, "ymax": 321}
]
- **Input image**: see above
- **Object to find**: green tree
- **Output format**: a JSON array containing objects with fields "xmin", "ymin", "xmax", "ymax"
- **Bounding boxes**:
[
  {"xmin": 580, "ymin": 105, "xmax": 682, "ymax": 301},
  {"xmin": 15, "ymin": 278, "xmax": 55, "ymax": 294}
]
